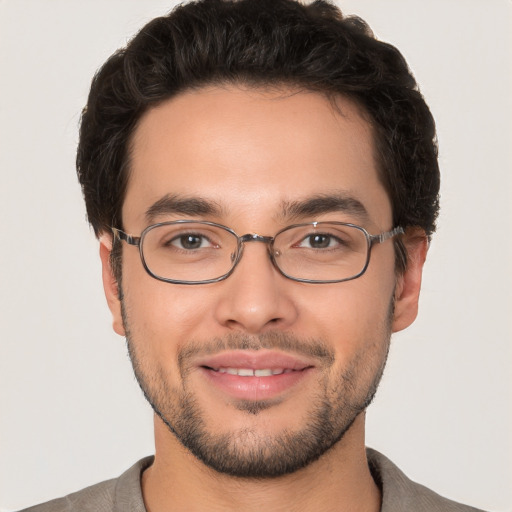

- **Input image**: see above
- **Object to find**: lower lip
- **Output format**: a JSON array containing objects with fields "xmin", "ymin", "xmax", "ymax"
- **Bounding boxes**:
[{"xmin": 200, "ymin": 367, "xmax": 313, "ymax": 401}]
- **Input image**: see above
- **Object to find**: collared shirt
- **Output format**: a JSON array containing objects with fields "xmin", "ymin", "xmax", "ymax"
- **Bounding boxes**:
[{"xmin": 19, "ymin": 449, "xmax": 487, "ymax": 512}]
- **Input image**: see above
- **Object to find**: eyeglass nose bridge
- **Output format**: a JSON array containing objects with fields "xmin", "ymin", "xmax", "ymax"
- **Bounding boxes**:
[
  {"xmin": 239, "ymin": 233, "xmax": 274, "ymax": 244},
  {"xmin": 231, "ymin": 233, "xmax": 277, "ymax": 266}
]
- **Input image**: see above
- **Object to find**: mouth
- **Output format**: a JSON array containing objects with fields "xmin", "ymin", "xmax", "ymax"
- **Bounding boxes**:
[
  {"xmin": 195, "ymin": 350, "xmax": 315, "ymax": 401},
  {"xmin": 206, "ymin": 367, "xmax": 299, "ymax": 377}
]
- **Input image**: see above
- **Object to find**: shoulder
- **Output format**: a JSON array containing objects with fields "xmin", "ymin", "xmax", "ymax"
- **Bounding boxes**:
[
  {"xmin": 367, "ymin": 448, "xmax": 487, "ymax": 512},
  {"xmin": 18, "ymin": 479, "xmax": 117, "ymax": 512},
  {"xmin": 17, "ymin": 457, "xmax": 153, "ymax": 512}
]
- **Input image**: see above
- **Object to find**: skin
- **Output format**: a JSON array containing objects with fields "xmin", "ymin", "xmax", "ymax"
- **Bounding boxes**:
[{"xmin": 100, "ymin": 86, "xmax": 427, "ymax": 512}]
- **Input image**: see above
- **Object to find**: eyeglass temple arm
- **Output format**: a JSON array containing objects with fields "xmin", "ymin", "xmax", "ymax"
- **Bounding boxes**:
[
  {"xmin": 369, "ymin": 226, "xmax": 404, "ymax": 245},
  {"xmin": 111, "ymin": 228, "xmax": 141, "ymax": 247}
]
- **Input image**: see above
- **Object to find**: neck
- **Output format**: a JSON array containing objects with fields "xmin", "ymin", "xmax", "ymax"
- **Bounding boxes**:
[{"xmin": 142, "ymin": 414, "xmax": 381, "ymax": 512}]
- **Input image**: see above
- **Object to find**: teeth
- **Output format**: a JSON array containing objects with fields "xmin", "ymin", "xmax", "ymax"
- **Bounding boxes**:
[
  {"xmin": 254, "ymin": 369, "xmax": 273, "ymax": 377},
  {"xmin": 213, "ymin": 367, "xmax": 290, "ymax": 377}
]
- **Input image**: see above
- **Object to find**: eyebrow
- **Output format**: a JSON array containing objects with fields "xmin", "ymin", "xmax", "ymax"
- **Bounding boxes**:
[
  {"xmin": 144, "ymin": 192, "xmax": 369, "ymax": 225},
  {"xmin": 279, "ymin": 193, "xmax": 369, "ymax": 222},
  {"xmin": 145, "ymin": 194, "xmax": 224, "ymax": 223}
]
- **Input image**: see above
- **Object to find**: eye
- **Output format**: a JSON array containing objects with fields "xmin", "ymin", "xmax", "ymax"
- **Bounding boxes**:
[
  {"xmin": 297, "ymin": 233, "xmax": 342, "ymax": 249},
  {"xmin": 169, "ymin": 233, "xmax": 213, "ymax": 250}
]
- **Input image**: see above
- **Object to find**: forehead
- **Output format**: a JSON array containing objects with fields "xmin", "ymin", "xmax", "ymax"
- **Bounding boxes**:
[{"xmin": 124, "ymin": 86, "xmax": 391, "ymax": 230}]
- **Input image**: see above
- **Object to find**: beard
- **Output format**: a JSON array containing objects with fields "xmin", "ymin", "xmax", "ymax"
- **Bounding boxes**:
[{"xmin": 122, "ymin": 300, "xmax": 392, "ymax": 479}]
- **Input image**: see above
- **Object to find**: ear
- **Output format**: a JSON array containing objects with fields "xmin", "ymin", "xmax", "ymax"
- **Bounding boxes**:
[
  {"xmin": 392, "ymin": 228, "xmax": 429, "ymax": 333},
  {"xmin": 99, "ymin": 235, "xmax": 125, "ymax": 336}
]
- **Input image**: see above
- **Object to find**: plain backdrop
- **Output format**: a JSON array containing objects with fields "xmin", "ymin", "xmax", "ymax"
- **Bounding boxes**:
[{"xmin": 1, "ymin": 1, "xmax": 511, "ymax": 511}]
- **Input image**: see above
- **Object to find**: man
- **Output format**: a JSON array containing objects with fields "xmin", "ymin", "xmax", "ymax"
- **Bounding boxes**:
[{"xmin": 20, "ymin": 0, "xmax": 486, "ymax": 510}]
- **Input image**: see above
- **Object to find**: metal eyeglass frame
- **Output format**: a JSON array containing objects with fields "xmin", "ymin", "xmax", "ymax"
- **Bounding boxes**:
[{"xmin": 111, "ymin": 220, "xmax": 404, "ymax": 285}]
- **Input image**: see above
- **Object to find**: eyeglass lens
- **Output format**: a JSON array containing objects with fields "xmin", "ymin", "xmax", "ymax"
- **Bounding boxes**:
[{"xmin": 140, "ymin": 222, "xmax": 370, "ymax": 283}]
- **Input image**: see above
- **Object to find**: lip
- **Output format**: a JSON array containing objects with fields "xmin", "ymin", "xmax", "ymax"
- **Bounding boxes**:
[{"xmin": 195, "ymin": 350, "xmax": 315, "ymax": 401}]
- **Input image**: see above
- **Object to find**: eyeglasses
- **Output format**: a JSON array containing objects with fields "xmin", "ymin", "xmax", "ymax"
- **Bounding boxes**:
[{"xmin": 112, "ymin": 220, "xmax": 403, "ymax": 285}]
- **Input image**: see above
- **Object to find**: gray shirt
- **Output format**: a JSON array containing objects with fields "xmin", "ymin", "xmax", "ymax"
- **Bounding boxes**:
[{"xmin": 19, "ymin": 449, "xmax": 486, "ymax": 511}]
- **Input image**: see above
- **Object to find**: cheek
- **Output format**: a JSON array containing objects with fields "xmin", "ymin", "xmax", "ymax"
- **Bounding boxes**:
[
  {"xmin": 121, "ymin": 252, "xmax": 221, "ymax": 350},
  {"xmin": 121, "ymin": 283, "xmax": 220, "ymax": 396},
  {"xmin": 295, "ymin": 270, "xmax": 395, "ymax": 354}
]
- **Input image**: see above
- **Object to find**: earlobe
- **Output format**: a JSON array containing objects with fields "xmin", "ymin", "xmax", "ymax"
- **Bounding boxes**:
[
  {"xmin": 391, "ymin": 229, "xmax": 428, "ymax": 333},
  {"xmin": 99, "ymin": 235, "xmax": 126, "ymax": 337}
]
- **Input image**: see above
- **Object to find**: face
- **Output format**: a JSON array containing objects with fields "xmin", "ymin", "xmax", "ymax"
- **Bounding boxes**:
[{"xmin": 100, "ymin": 86, "xmax": 425, "ymax": 477}]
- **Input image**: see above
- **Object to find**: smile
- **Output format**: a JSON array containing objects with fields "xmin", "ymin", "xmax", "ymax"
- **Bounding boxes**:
[
  {"xmin": 193, "ymin": 350, "xmax": 317, "ymax": 400},
  {"xmin": 209, "ymin": 367, "xmax": 296, "ymax": 376}
]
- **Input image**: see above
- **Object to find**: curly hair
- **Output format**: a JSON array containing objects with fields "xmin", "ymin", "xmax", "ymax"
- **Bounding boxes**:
[{"xmin": 77, "ymin": 0, "xmax": 439, "ymax": 273}]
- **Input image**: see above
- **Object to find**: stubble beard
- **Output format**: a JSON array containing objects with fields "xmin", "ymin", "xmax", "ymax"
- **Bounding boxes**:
[{"xmin": 122, "ymin": 301, "xmax": 392, "ymax": 479}]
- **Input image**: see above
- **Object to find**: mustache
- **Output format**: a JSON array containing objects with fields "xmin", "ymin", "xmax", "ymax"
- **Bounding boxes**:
[{"xmin": 178, "ymin": 332, "xmax": 335, "ymax": 370}]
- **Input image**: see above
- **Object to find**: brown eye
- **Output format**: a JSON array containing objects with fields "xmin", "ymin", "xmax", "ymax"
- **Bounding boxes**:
[
  {"xmin": 297, "ymin": 233, "xmax": 341, "ymax": 249},
  {"xmin": 307, "ymin": 234, "xmax": 332, "ymax": 249},
  {"xmin": 168, "ymin": 233, "xmax": 212, "ymax": 250}
]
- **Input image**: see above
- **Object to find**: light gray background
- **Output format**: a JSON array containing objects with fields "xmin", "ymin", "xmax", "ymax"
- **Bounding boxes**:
[{"xmin": 1, "ymin": 1, "xmax": 511, "ymax": 510}]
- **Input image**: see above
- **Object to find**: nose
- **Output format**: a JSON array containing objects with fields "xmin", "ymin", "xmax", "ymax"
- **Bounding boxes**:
[{"xmin": 213, "ymin": 240, "xmax": 299, "ymax": 334}]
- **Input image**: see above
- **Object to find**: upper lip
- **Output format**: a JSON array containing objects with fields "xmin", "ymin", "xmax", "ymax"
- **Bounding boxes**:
[{"xmin": 195, "ymin": 350, "xmax": 315, "ymax": 371}]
